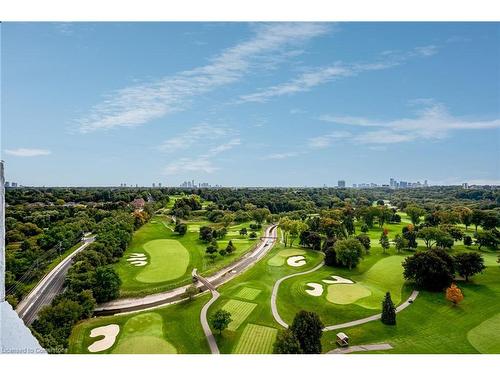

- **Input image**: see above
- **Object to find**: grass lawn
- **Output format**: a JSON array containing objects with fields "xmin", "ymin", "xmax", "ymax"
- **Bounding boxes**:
[
  {"xmin": 135, "ymin": 239, "xmax": 190, "ymax": 283},
  {"xmin": 233, "ymin": 324, "xmax": 278, "ymax": 354},
  {"xmin": 68, "ymin": 294, "xmax": 211, "ymax": 354},
  {"xmin": 112, "ymin": 312, "xmax": 177, "ymax": 354},
  {"xmin": 116, "ymin": 217, "xmax": 263, "ymax": 297},
  {"xmin": 208, "ymin": 243, "xmax": 324, "ymax": 354},
  {"xmin": 222, "ymin": 299, "xmax": 258, "ymax": 331},
  {"xmin": 321, "ymin": 264, "xmax": 500, "ymax": 353}
]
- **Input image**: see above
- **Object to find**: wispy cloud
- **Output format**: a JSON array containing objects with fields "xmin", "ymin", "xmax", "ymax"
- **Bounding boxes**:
[
  {"xmin": 159, "ymin": 123, "xmax": 240, "ymax": 175},
  {"xmin": 158, "ymin": 125, "xmax": 233, "ymax": 153},
  {"xmin": 317, "ymin": 102, "xmax": 500, "ymax": 145},
  {"xmin": 5, "ymin": 148, "xmax": 52, "ymax": 157},
  {"xmin": 261, "ymin": 151, "xmax": 302, "ymax": 160},
  {"xmin": 76, "ymin": 23, "xmax": 329, "ymax": 133},
  {"xmin": 307, "ymin": 131, "xmax": 352, "ymax": 149},
  {"xmin": 238, "ymin": 45, "xmax": 438, "ymax": 103}
]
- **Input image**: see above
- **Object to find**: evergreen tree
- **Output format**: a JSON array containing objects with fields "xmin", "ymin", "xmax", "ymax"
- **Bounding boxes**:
[{"xmin": 381, "ymin": 292, "xmax": 396, "ymax": 325}]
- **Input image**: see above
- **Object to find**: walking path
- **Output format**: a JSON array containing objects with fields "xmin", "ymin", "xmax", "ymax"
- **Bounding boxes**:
[
  {"xmin": 270, "ymin": 260, "xmax": 420, "ymax": 331},
  {"xmin": 328, "ymin": 343, "xmax": 393, "ymax": 354},
  {"xmin": 193, "ymin": 269, "xmax": 220, "ymax": 354}
]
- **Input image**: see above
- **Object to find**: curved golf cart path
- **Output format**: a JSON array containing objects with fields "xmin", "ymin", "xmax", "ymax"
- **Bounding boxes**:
[
  {"xmin": 270, "ymin": 260, "xmax": 419, "ymax": 331},
  {"xmin": 193, "ymin": 269, "xmax": 220, "ymax": 354},
  {"xmin": 95, "ymin": 224, "xmax": 278, "ymax": 315},
  {"xmin": 16, "ymin": 234, "xmax": 96, "ymax": 325}
]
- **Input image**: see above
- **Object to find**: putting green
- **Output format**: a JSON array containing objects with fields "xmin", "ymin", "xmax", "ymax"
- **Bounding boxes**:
[
  {"xmin": 112, "ymin": 312, "xmax": 177, "ymax": 354},
  {"xmin": 268, "ymin": 249, "xmax": 306, "ymax": 267},
  {"xmin": 221, "ymin": 299, "xmax": 257, "ymax": 331},
  {"xmin": 235, "ymin": 287, "xmax": 262, "ymax": 301},
  {"xmin": 355, "ymin": 255, "xmax": 405, "ymax": 309},
  {"xmin": 233, "ymin": 324, "xmax": 277, "ymax": 354},
  {"xmin": 135, "ymin": 239, "xmax": 190, "ymax": 283},
  {"xmin": 467, "ymin": 313, "xmax": 500, "ymax": 353},
  {"xmin": 326, "ymin": 283, "xmax": 372, "ymax": 304}
]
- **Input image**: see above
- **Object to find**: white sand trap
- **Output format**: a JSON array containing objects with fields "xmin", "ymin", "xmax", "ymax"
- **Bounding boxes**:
[
  {"xmin": 130, "ymin": 252, "xmax": 145, "ymax": 257},
  {"xmin": 87, "ymin": 324, "xmax": 120, "ymax": 353},
  {"xmin": 287, "ymin": 255, "xmax": 306, "ymax": 267},
  {"xmin": 305, "ymin": 283, "xmax": 324, "ymax": 296},
  {"xmin": 128, "ymin": 256, "xmax": 147, "ymax": 261},
  {"xmin": 322, "ymin": 275, "xmax": 354, "ymax": 284},
  {"xmin": 130, "ymin": 260, "xmax": 147, "ymax": 266}
]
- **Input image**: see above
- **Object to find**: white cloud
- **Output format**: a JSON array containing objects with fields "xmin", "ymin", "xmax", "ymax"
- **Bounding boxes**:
[
  {"xmin": 5, "ymin": 148, "xmax": 51, "ymax": 157},
  {"xmin": 158, "ymin": 125, "xmax": 233, "ymax": 152},
  {"xmin": 308, "ymin": 131, "xmax": 352, "ymax": 149},
  {"xmin": 238, "ymin": 45, "xmax": 439, "ymax": 103},
  {"xmin": 318, "ymin": 102, "xmax": 500, "ymax": 145},
  {"xmin": 261, "ymin": 151, "xmax": 302, "ymax": 160},
  {"xmin": 76, "ymin": 23, "xmax": 329, "ymax": 133},
  {"xmin": 163, "ymin": 157, "xmax": 217, "ymax": 175}
]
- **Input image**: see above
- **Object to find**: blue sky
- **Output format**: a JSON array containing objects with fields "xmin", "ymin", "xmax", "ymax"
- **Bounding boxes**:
[{"xmin": 1, "ymin": 22, "xmax": 499, "ymax": 187}]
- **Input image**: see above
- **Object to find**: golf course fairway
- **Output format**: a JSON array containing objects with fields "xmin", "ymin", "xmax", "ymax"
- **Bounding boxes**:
[
  {"xmin": 136, "ymin": 239, "xmax": 190, "ymax": 283},
  {"xmin": 112, "ymin": 312, "xmax": 177, "ymax": 354}
]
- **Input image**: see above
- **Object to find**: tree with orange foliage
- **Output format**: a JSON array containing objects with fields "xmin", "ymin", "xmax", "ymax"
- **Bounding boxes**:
[{"xmin": 446, "ymin": 283, "xmax": 464, "ymax": 305}]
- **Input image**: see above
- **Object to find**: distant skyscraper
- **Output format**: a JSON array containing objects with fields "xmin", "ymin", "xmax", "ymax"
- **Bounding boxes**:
[
  {"xmin": 4, "ymin": 181, "xmax": 10, "ymax": 187},
  {"xmin": 338, "ymin": 180, "xmax": 346, "ymax": 188},
  {"xmin": 158, "ymin": 182, "xmax": 162, "ymax": 188},
  {"xmin": 152, "ymin": 183, "xmax": 155, "ymax": 188},
  {"xmin": 390, "ymin": 178, "xmax": 395, "ymax": 188},
  {"xmin": 462, "ymin": 182, "xmax": 469, "ymax": 189}
]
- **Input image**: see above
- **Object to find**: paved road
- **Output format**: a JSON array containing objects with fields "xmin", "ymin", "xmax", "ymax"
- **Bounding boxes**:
[
  {"xmin": 328, "ymin": 343, "xmax": 393, "ymax": 354},
  {"xmin": 16, "ymin": 235, "xmax": 95, "ymax": 325},
  {"xmin": 95, "ymin": 224, "xmax": 278, "ymax": 315},
  {"xmin": 270, "ymin": 260, "xmax": 420, "ymax": 331}
]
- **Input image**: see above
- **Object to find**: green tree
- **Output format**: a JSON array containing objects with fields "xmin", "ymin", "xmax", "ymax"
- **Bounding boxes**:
[
  {"xmin": 334, "ymin": 238, "xmax": 364, "ymax": 269},
  {"xmin": 225, "ymin": 240, "xmax": 236, "ymax": 255},
  {"xmin": 471, "ymin": 209, "xmax": 485, "ymax": 232},
  {"xmin": 92, "ymin": 266, "xmax": 121, "ymax": 303},
  {"xmin": 394, "ymin": 234, "xmax": 408, "ymax": 254},
  {"xmin": 289, "ymin": 310, "xmax": 324, "ymax": 354},
  {"xmin": 405, "ymin": 205, "xmax": 425, "ymax": 226},
  {"xmin": 210, "ymin": 309, "xmax": 232, "ymax": 334},
  {"xmin": 381, "ymin": 292, "xmax": 396, "ymax": 325},
  {"xmin": 273, "ymin": 329, "xmax": 302, "ymax": 354},
  {"xmin": 402, "ymin": 250, "xmax": 454, "ymax": 291},
  {"xmin": 183, "ymin": 284, "xmax": 199, "ymax": 301},
  {"xmin": 454, "ymin": 252, "xmax": 486, "ymax": 281},
  {"xmin": 174, "ymin": 222, "xmax": 187, "ymax": 235},
  {"xmin": 239, "ymin": 227, "xmax": 248, "ymax": 236},
  {"xmin": 379, "ymin": 228, "xmax": 390, "ymax": 254}
]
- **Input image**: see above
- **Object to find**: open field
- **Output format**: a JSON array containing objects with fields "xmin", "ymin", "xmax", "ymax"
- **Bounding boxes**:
[{"xmin": 222, "ymin": 299, "xmax": 257, "ymax": 331}]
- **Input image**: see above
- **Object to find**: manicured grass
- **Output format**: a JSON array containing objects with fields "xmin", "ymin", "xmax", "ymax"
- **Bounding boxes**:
[
  {"xmin": 326, "ymin": 284, "xmax": 372, "ymax": 304},
  {"xmin": 136, "ymin": 239, "xmax": 190, "ymax": 283},
  {"xmin": 221, "ymin": 299, "xmax": 257, "ymax": 331},
  {"xmin": 68, "ymin": 294, "xmax": 211, "ymax": 354},
  {"xmin": 467, "ymin": 313, "xmax": 500, "ymax": 353},
  {"xmin": 209, "ymin": 243, "xmax": 324, "ymax": 354},
  {"xmin": 116, "ymin": 217, "xmax": 263, "ymax": 297},
  {"xmin": 320, "ymin": 264, "xmax": 500, "ymax": 353},
  {"xmin": 267, "ymin": 249, "xmax": 306, "ymax": 267},
  {"xmin": 233, "ymin": 324, "xmax": 277, "ymax": 354},
  {"xmin": 112, "ymin": 312, "xmax": 177, "ymax": 354},
  {"xmin": 235, "ymin": 287, "xmax": 262, "ymax": 301},
  {"xmin": 356, "ymin": 255, "xmax": 406, "ymax": 308}
]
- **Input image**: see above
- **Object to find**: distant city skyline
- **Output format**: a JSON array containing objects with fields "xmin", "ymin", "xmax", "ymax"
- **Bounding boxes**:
[{"xmin": 2, "ymin": 23, "xmax": 499, "ymax": 187}]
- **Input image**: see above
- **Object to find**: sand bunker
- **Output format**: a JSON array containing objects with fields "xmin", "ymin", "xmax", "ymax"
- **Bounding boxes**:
[
  {"xmin": 305, "ymin": 283, "xmax": 324, "ymax": 296},
  {"xmin": 87, "ymin": 324, "xmax": 120, "ymax": 353},
  {"xmin": 322, "ymin": 275, "xmax": 354, "ymax": 284},
  {"xmin": 130, "ymin": 260, "xmax": 148, "ymax": 266},
  {"xmin": 127, "ymin": 253, "xmax": 148, "ymax": 267},
  {"xmin": 287, "ymin": 255, "xmax": 306, "ymax": 267}
]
